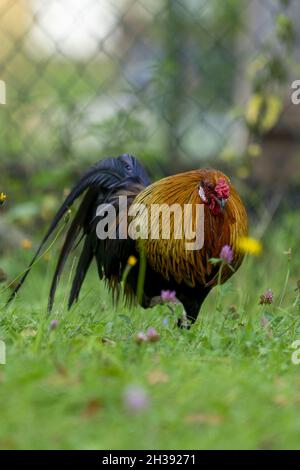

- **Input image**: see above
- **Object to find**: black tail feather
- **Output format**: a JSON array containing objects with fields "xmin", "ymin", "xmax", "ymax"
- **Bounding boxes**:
[
  {"xmin": 47, "ymin": 189, "xmax": 96, "ymax": 312},
  {"xmin": 7, "ymin": 165, "xmax": 119, "ymax": 304},
  {"xmin": 68, "ymin": 236, "xmax": 94, "ymax": 309},
  {"xmin": 7, "ymin": 154, "xmax": 149, "ymax": 309}
]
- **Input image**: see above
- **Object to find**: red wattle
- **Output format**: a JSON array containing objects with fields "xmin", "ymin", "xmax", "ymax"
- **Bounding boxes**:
[{"xmin": 209, "ymin": 198, "xmax": 221, "ymax": 215}]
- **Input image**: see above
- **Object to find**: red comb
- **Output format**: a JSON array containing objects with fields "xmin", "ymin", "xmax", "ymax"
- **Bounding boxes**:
[{"xmin": 215, "ymin": 178, "xmax": 230, "ymax": 199}]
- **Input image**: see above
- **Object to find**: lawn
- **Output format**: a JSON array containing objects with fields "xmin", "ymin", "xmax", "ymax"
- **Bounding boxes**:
[{"xmin": 0, "ymin": 212, "xmax": 299, "ymax": 450}]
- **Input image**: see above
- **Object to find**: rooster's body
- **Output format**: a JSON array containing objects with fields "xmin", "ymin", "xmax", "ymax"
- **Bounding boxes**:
[{"xmin": 10, "ymin": 154, "xmax": 248, "ymax": 324}]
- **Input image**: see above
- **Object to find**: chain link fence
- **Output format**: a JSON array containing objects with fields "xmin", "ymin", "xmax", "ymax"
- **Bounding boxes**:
[{"xmin": 0, "ymin": 0, "xmax": 300, "ymax": 202}]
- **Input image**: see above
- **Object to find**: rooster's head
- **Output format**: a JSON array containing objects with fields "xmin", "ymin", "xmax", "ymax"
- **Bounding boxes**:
[{"xmin": 198, "ymin": 177, "xmax": 230, "ymax": 215}]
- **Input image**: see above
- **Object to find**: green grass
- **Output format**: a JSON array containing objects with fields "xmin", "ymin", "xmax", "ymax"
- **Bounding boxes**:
[{"xmin": 0, "ymin": 212, "xmax": 300, "ymax": 450}]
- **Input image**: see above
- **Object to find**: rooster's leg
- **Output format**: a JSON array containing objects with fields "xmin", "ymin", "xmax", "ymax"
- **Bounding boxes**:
[
  {"xmin": 177, "ymin": 291, "xmax": 209, "ymax": 328},
  {"xmin": 148, "ymin": 288, "xmax": 208, "ymax": 328},
  {"xmin": 149, "ymin": 295, "xmax": 190, "ymax": 328}
]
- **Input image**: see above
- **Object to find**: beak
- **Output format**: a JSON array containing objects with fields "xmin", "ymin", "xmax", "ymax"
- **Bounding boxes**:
[{"xmin": 217, "ymin": 198, "xmax": 227, "ymax": 210}]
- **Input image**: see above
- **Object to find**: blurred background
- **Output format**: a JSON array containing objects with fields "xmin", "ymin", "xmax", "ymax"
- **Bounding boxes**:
[{"xmin": 0, "ymin": 0, "xmax": 300, "ymax": 258}]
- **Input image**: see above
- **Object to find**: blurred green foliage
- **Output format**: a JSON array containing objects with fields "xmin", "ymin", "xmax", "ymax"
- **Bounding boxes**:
[{"xmin": 0, "ymin": 0, "xmax": 299, "ymax": 240}]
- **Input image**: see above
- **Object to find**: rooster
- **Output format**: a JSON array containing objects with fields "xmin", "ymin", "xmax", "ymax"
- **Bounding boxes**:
[{"xmin": 9, "ymin": 154, "xmax": 248, "ymax": 325}]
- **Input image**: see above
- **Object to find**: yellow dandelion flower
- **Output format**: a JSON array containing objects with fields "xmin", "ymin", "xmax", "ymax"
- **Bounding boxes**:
[
  {"xmin": 0, "ymin": 192, "xmax": 7, "ymax": 205},
  {"xmin": 238, "ymin": 237, "xmax": 262, "ymax": 256},
  {"xmin": 127, "ymin": 255, "xmax": 137, "ymax": 266},
  {"xmin": 21, "ymin": 239, "xmax": 32, "ymax": 250}
]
